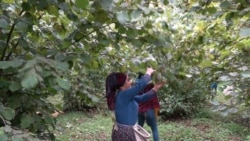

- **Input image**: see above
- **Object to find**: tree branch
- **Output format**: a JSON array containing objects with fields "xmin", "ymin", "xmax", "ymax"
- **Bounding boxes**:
[
  {"xmin": 1, "ymin": 10, "xmax": 24, "ymax": 61},
  {"xmin": 1, "ymin": 23, "xmax": 16, "ymax": 61},
  {"xmin": 73, "ymin": 24, "xmax": 110, "ymax": 44},
  {"xmin": 5, "ymin": 38, "xmax": 20, "ymax": 61},
  {"xmin": 0, "ymin": 115, "xmax": 7, "ymax": 126}
]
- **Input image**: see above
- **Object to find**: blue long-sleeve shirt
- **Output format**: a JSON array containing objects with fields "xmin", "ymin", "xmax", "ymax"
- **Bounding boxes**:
[{"xmin": 115, "ymin": 74, "xmax": 156, "ymax": 125}]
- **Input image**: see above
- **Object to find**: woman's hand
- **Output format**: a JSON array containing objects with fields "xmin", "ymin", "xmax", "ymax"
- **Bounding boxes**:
[
  {"xmin": 153, "ymin": 81, "xmax": 166, "ymax": 92},
  {"xmin": 146, "ymin": 67, "xmax": 156, "ymax": 76}
]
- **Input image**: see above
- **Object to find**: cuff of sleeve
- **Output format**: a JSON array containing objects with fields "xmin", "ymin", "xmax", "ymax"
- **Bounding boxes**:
[{"xmin": 151, "ymin": 89, "xmax": 157, "ymax": 94}]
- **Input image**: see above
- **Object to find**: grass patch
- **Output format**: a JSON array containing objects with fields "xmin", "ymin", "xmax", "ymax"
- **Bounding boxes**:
[
  {"xmin": 54, "ymin": 112, "xmax": 112, "ymax": 141},
  {"xmin": 52, "ymin": 112, "xmax": 249, "ymax": 141}
]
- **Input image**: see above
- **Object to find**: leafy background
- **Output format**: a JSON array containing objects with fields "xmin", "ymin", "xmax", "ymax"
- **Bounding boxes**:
[{"xmin": 0, "ymin": 0, "xmax": 249, "ymax": 140}]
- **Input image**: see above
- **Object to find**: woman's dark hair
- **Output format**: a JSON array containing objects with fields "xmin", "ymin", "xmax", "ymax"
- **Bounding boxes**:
[{"xmin": 105, "ymin": 72, "xmax": 127, "ymax": 110}]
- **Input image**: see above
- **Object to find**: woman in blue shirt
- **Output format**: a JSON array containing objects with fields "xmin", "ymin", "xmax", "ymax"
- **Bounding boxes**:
[{"xmin": 105, "ymin": 67, "xmax": 165, "ymax": 141}]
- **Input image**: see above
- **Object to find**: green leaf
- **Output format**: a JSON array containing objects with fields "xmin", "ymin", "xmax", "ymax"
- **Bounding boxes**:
[
  {"xmin": 56, "ymin": 61, "xmax": 69, "ymax": 71},
  {"xmin": 0, "ymin": 105, "xmax": 15, "ymax": 120},
  {"xmin": 228, "ymin": 108, "xmax": 238, "ymax": 113},
  {"xmin": 48, "ymin": 5, "xmax": 59, "ymax": 16},
  {"xmin": 12, "ymin": 136, "xmax": 24, "ymax": 141},
  {"xmin": 240, "ymin": 28, "xmax": 250, "ymax": 37},
  {"xmin": 0, "ymin": 60, "xmax": 24, "ymax": 69},
  {"xmin": 209, "ymin": 100, "xmax": 220, "ymax": 106},
  {"xmin": 44, "ymin": 115, "xmax": 54, "ymax": 124},
  {"xmin": 126, "ymin": 28, "xmax": 138, "ymax": 39},
  {"xmin": 20, "ymin": 114, "xmax": 34, "ymax": 129},
  {"xmin": 117, "ymin": 11, "xmax": 130, "ymax": 24},
  {"xmin": 0, "ymin": 131, "xmax": 8, "ymax": 141},
  {"xmin": 207, "ymin": 7, "xmax": 217, "ymax": 14},
  {"xmin": 75, "ymin": 0, "xmax": 89, "ymax": 9},
  {"xmin": 3, "ymin": 125, "xmax": 11, "ymax": 132},
  {"xmin": 19, "ymin": 39, "xmax": 29, "ymax": 50},
  {"xmin": 137, "ymin": 5, "xmax": 151, "ymax": 14},
  {"xmin": 163, "ymin": 0, "xmax": 169, "ymax": 5},
  {"xmin": 56, "ymin": 77, "xmax": 71, "ymax": 90},
  {"xmin": 2, "ymin": 0, "xmax": 14, "ymax": 3},
  {"xmin": 21, "ymin": 2, "xmax": 30, "ymax": 11},
  {"xmin": 0, "ymin": 40, "xmax": 6, "ymax": 50},
  {"xmin": 0, "ymin": 19, "xmax": 8, "ymax": 29},
  {"xmin": 15, "ymin": 21, "xmax": 28, "ymax": 30},
  {"xmin": 0, "ymin": 61, "xmax": 12, "ymax": 69},
  {"xmin": 66, "ymin": 13, "xmax": 78, "ymax": 21},
  {"xmin": 220, "ymin": 1, "xmax": 230, "ymax": 9},
  {"xmin": 19, "ymin": 59, "xmax": 36, "ymax": 72},
  {"xmin": 21, "ymin": 72, "xmax": 38, "ymax": 89},
  {"xmin": 130, "ymin": 10, "xmax": 142, "ymax": 21},
  {"xmin": 199, "ymin": 60, "xmax": 213, "ymax": 68},
  {"xmin": 9, "ymin": 82, "xmax": 21, "ymax": 92},
  {"xmin": 99, "ymin": 0, "xmax": 112, "ymax": 10},
  {"xmin": 90, "ymin": 95, "xmax": 99, "ymax": 103},
  {"xmin": 37, "ymin": 0, "xmax": 48, "ymax": 10},
  {"xmin": 12, "ymin": 60, "xmax": 24, "ymax": 68}
]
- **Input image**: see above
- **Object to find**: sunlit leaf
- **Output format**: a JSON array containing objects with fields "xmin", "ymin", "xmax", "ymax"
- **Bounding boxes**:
[
  {"xmin": 131, "ymin": 10, "xmax": 142, "ymax": 21},
  {"xmin": 99, "ymin": 0, "xmax": 112, "ymax": 10},
  {"xmin": 137, "ymin": 5, "xmax": 150, "ymax": 14},
  {"xmin": 48, "ymin": 5, "xmax": 59, "ymax": 16},
  {"xmin": 75, "ymin": 0, "xmax": 89, "ymax": 9},
  {"xmin": 90, "ymin": 60, "xmax": 99, "ymax": 69},
  {"xmin": 2, "ymin": 0, "xmax": 14, "ymax": 3},
  {"xmin": 117, "ymin": 11, "xmax": 129, "ymax": 24},
  {"xmin": 199, "ymin": 60, "xmax": 213, "ymax": 68},
  {"xmin": 240, "ymin": 28, "xmax": 250, "ymax": 37},
  {"xmin": 90, "ymin": 95, "xmax": 99, "ymax": 102}
]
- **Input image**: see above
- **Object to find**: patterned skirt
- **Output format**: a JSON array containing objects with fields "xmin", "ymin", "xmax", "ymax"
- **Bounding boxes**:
[{"xmin": 112, "ymin": 122, "xmax": 136, "ymax": 141}]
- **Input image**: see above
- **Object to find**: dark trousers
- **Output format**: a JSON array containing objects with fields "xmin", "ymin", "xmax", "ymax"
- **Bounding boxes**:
[{"xmin": 138, "ymin": 109, "xmax": 159, "ymax": 141}]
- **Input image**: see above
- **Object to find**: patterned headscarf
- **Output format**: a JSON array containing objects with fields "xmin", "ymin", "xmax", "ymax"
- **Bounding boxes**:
[{"xmin": 105, "ymin": 72, "xmax": 127, "ymax": 110}]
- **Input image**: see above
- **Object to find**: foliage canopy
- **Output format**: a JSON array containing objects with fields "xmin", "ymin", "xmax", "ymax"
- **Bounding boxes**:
[{"xmin": 0, "ymin": 0, "xmax": 249, "ymax": 140}]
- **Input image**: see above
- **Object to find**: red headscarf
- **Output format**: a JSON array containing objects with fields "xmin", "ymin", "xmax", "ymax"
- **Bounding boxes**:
[{"xmin": 105, "ymin": 72, "xmax": 127, "ymax": 110}]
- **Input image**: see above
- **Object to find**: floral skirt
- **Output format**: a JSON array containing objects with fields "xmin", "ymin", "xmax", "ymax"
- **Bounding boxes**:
[{"xmin": 112, "ymin": 122, "xmax": 136, "ymax": 141}]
